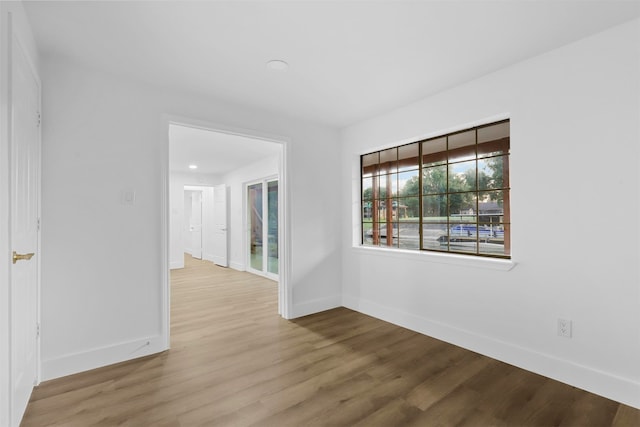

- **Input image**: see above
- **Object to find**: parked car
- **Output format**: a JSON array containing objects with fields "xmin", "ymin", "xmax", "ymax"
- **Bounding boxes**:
[{"xmin": 449, "ymin": 225, "xmax": 501, "ymax": 239}]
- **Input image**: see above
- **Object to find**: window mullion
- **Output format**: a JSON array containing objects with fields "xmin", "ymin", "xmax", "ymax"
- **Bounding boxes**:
[
  {"xmin": 386, "ymin": 173, "xmax": 393, "ymax": 247},
  {"xmin": 418, "ymin": 142, "xmax": 423, "ymax": 250},
  {"xmin": 475, "ymin": 128, "xmax": 479, "ymax": 255},
  {"xmin": 446, "ymin": 135, "xmax": 450, "ymax": 253},
  {"xmin": 372, "ymin": 174, "xmax": 379, "ymax": 245}
]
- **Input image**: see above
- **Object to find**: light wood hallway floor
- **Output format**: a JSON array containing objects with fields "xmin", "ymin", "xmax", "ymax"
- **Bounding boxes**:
[{"xmin": 22, "ymin": 255, "xmax": 639, "ymax": 426}]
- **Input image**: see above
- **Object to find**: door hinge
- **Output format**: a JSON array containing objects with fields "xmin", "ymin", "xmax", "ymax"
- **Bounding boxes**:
[
  {"xmin": 36, "ymin": 323, "xmax": 40, "ymax": 338},
  {"xmin": 37, "ymin": 217, "xmax": 41, "ymax": 231},
  {"xmin": 37, "ymin": 111, "xmax": 41, "ymax": 127}
]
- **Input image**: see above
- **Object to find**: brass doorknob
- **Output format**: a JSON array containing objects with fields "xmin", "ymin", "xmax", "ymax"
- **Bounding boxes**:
[{"xmin": 12, "ymin": 251, "xmax": 34, "ymax": 264}]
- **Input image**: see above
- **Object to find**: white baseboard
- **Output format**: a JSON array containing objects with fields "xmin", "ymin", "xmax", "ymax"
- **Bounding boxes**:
[
  {"xmin": 291, "ymin": 295, "xmax": 341, "ymax": 318},
  {"xmin": 170, "ymin": 261, "xmax": 183, "ymax": 270},
  {"xmin": 342, "ymin": 294, "xmax": 640, "ymax": 409},
  {"xmin": 203, "ymin": 252, "xmax": 215, "ymax": 263},
  {"xmin": 41, "ymin": 336, "xmax": 166, "ymax": 381},
  {"xmin": 211, "ymin": 256, "xmax": 228, "ymax": 267},
  {"xmin": 229, "ymin": 261, "xmax": 244, "ymax": 271}
]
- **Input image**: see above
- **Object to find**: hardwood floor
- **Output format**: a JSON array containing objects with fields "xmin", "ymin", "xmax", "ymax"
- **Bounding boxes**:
[{"xmin": 22, "ymin": 255, "xmax": 639, "ymax": 426}]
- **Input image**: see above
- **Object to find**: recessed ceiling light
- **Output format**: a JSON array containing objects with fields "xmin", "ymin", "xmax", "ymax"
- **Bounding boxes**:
[
  {"xmin": 188, "ymin": 164, "xmax": 198, "ymax": 170},
  {"xmin": 266, "ymin": 60, "xmax": 289, "ymax": 71}
]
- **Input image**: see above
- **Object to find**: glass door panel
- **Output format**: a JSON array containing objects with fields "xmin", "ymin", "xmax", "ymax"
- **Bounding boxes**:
[
  {"xmin": 247, "ymin": 179, "xmax": 279, "ymax": 279},
  {"xmin": 248, "ymin": 183, "xmax": 263, "ymax": 272},
  {"xmin": 267, "ymin": 180, "xmax": 278, "ymax": 275}
]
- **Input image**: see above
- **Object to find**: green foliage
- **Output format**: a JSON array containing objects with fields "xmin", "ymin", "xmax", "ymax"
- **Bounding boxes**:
[
  {"xmin": 362, "ymin": 155, "xmax": 506, "ymax": 217},
  {"xmin": 362, "ymin": 186, "xmax": 386, "ymax": 200},
  {"xmin": 479, "ymin": 156, "xmax": 505, "ymax": 203},
  {"xmin": 422, "ymin": 166, "xmax": 447, "ymax": 194}
]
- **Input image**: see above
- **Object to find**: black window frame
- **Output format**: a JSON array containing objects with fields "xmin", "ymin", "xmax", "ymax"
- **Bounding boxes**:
[{"xmin": 360, "ymin": 119, "xmax": 510, "ymax": 259}]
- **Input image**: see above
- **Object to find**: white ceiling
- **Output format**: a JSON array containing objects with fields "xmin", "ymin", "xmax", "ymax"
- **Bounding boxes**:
[
  {"xmin": 24, "ymin": 1, "xmax": 640, "ymax": 129},
  {"xmin": 169, "ymin": 124, "xmax": 281, "ymax": 175},
  {"xmin": 23, "ymin": 1, "xmax": 640, "ymax": 175}
]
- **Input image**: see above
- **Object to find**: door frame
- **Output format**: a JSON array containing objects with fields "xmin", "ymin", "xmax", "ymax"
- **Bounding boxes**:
[
  {"xmin": 161, "ymin": 115, "xmax": 292, "ymax": 350},
  {"xmin": 245, "ymin": 176, "xmax": 279, "ymax": 281}
]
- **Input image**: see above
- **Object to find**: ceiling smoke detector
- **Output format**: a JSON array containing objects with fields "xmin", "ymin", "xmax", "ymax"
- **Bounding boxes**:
[{"xmin": 266, "ymin": 60, "xmax": 289, "ymax": 71}]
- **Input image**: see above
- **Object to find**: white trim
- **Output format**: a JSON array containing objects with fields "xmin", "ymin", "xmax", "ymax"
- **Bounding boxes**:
[
  {"xmin": 160, "ymin": 117, "xmax": 171, "ymax": 351},
  {"xmin": 229, "ymin": 261, "xmax": 245, "ymax": 271},
  {"xmin": 0, "ymin": 11, "xmax": 13, "ymax": 427},
  {"xmin": 278, "ymin": 142, "xmax": 292, "ymax": 318},
  {"xmin": 33, "ymin": 36, "xmax": 43, "ymax": 388},
  {"xmin": 342, "ymin": 294, "xmax": 640, "ymax": 409},
  {"xmin": 165, "ymin": 114, "xmax": 288, "ymax": 147},
  {"xmin": 351, "ymin": 246, "xmax": 515, "ymax": 271},
  {"xmin": 291, "ymin": 296, "xmax": 342, "ymax": 319},
  {"xmin": 169, "ymin": 261, "xmax": 183, "ymax": 270},
  {"xmin": 41, "ymin": 335, "xmax": 165, "ymax": 381},
  {"xmin": 161, "ymin": 115, "xmax": 292, "ymax": 348}
]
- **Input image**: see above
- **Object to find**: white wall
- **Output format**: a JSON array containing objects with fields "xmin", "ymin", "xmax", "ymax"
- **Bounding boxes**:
[
  {"xmin": 40, "ymin": 57, "xmax": 342, "ymax": 380},
  {"xmin": 169, "ymin": 172, "xmax": 220, "ymax": 269},
  {"xmin": 223, "ymin": 155, "xmax": 279, "ymax": 271},
  {"xmin": 340, "ymin": 19, "xmax": 640, "ymax": 408},
  {"xmin": 0, "ymin": 2, "xmax": 40, "ymax": 425}
]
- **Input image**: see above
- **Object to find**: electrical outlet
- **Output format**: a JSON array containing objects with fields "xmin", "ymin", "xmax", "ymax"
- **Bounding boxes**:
[{"xmin": 558, "ymin": 318, "xmax": 572, "ymax": 338}]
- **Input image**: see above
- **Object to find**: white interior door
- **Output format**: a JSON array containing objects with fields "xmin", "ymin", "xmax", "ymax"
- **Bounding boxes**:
[
  {"xmin": 190, "ymin": 192, "xmax": 203, "ymax": 259},
  {"xmin": 212, "ymin": 184, "xmax": 228, "ymax": 267},
  {"xmin": 10, "ymin": 37, "xmax": 40, "ymax": 427}
]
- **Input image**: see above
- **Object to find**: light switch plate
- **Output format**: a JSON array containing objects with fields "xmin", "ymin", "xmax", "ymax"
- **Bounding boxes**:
[{"xmin": 122, "ymin": 190, "xmax": 136, "ymax": 205}]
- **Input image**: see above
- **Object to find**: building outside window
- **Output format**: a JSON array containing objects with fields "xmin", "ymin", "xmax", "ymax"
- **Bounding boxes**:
[{"xmin": 361, "ymin": 119, "xmax": 510, "ymax": 258}]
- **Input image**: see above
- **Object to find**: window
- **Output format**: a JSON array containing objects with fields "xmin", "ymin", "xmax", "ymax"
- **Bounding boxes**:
[{"xmin": 361, "ymin": 120, "xmax": 510, "ymax": 258}]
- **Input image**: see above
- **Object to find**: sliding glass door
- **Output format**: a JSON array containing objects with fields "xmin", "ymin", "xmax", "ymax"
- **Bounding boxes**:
[
  {"xmin": 247, "ymin": 178, "xmax": 278, "ymax": 279},
  {"xmin": 248, "ymin": 183, "xmax": 263, "ymax": 271},
  {"xmin": 267, "ymin": 180, "xmax": 278, "ymax": 276}
]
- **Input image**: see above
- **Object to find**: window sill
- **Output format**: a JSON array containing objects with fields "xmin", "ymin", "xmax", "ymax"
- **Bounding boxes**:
[{"xmin": 351, "ymin": 245, "xmax": 516, "ymax": 271}]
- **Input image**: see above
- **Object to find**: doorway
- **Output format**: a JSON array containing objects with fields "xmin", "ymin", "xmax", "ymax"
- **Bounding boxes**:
[
  {"xmin": 247, "ymin": 178, "xmax": 279, "ymax": 280},
  {"xmin": 182, "ymin": 184, "xmax": 227, "ymax": 267},
  {"xmin": 185, "ymin": 188, "xmax": 203, "ymax": 259},
  {"xmin": 163, "ymin": 118, "xmax": 291, "ymax": 349}
]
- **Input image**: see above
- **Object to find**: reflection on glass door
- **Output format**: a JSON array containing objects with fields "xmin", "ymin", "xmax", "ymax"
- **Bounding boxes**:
[
  {"xmin": 267, "ymin": 180, "xmax": 278, "ymax": 275},
  {"xmin": 247, "ymin": 178, "xmax": 278, "ymax": 279},
  {"xmin": 248, "ymin": 183, "xmax": 263, "ymax": 272}
]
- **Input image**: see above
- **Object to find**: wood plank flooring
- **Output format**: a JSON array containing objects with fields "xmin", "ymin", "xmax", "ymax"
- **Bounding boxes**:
[{"xmin": 22, "ymin": 255, "xmax": 640, "ymax": 426}]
